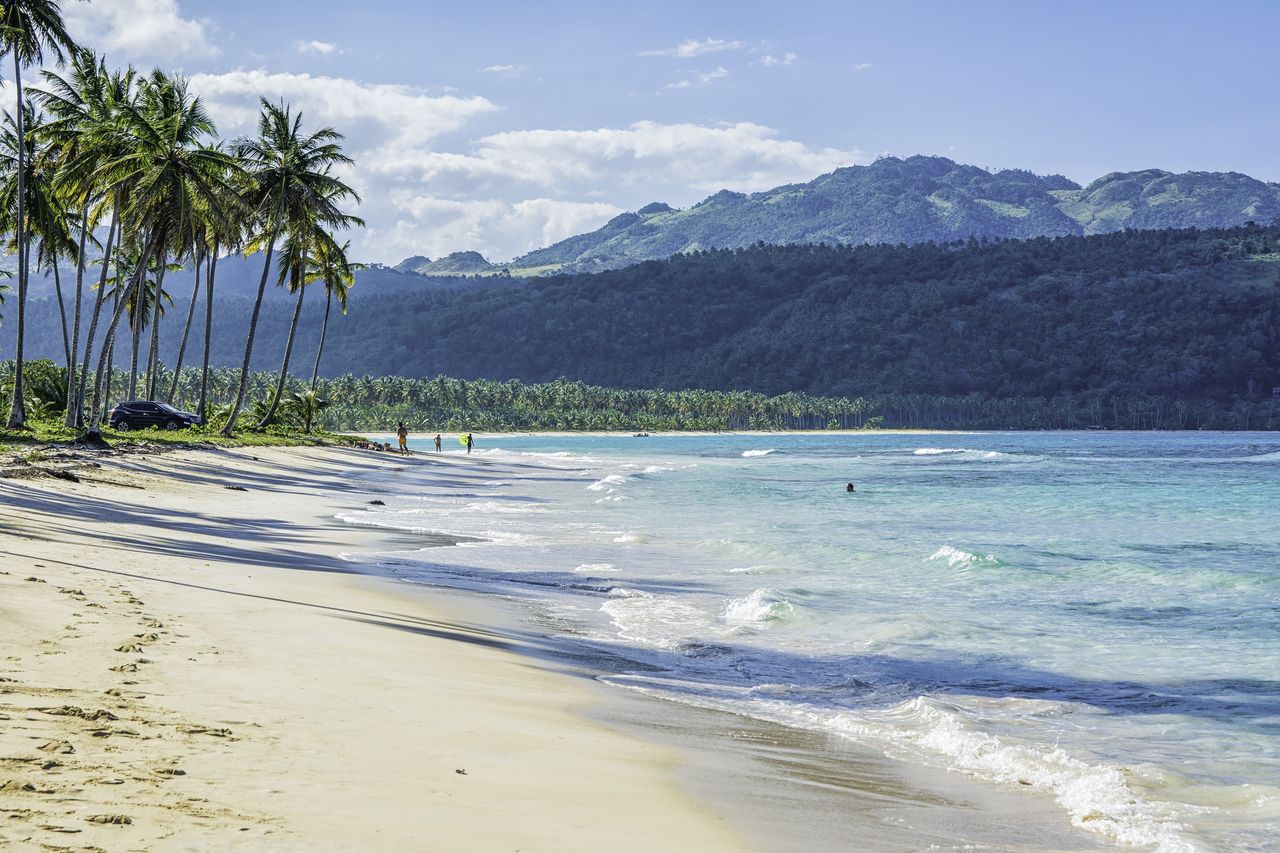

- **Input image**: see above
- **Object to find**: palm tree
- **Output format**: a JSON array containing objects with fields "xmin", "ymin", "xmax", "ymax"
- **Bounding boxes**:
[
  {"xmin": 196, "ymin": 235, "xmax": 222, "ymax": 417},
  {"xmin": 81, "ymin": 71, "xmax": 242, "ymax": 439},
  {"xmin": 102, "ymin": 246, "xmax": 175, "ymax": 399},
  {"xmin": 1, "ymin": 0, "xmax": 78, "ymax": 428},
  {"xmin": 39, "ymin": 56, "xmax": 133, "ymax": 427},
  {"xmin": 257, "ymin": 214, "xmax": 362, "ymax": 428},
  {"xmin": 189, "ymin": 146, "xmax": 244, "ymax": 416},
  {"xmin": 118, "ymin": 70, "xmax": 238, "ymax": 401},
  {"xmin": 307, "ymin": 236, "xmax": 362, "ymax": 391},
  {"xmin": 222, "ymin": 98, "xmax": 357, "ymax": 436},
  {"xmin": 282, "ymin": 387, "xmax": 329, "ymax": 433},
  {"xmin": 165, "ymin": 248, "xmax": 201, "ymax": 405}
]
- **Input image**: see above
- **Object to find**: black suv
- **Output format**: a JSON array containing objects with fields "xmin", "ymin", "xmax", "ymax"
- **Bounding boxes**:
[{"xmin": 108, "ymin": 400, "xmax": 204, "ymax": 431}]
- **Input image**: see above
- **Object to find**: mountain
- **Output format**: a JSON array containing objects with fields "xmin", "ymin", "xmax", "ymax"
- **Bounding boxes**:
[
  {"xmin": 393, "ymin": 250, "xmax": 499, "ymax": 276},
  {"xmin": 495, "ymin": 156, "xmax": 1280, "ymax": 273}
]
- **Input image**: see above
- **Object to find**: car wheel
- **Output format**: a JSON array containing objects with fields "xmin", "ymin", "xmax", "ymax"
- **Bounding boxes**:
[
  {"xmin": 163, "ymin": 419, "xmax": 181, "ymax": 431},
  {"xmin": 113, "ymin": 420, "xmax": 131, "ymax": 431}
]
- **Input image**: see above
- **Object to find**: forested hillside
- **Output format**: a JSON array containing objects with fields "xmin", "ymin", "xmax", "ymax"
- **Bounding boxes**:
[
  {"xmin": 499, "ymin": 156, "xmax": 1280, "ymax": 273},
  {"xmin": 9, "ymin": 225, "xmax": 1279, "ymax": 422}
]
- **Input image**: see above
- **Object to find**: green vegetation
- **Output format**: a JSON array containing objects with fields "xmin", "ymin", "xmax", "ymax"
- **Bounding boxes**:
[
  {"xmin": 0, "ymin": 4, "xmax": 362, "ymax": 441},
  {"xmin": 14, "ymin": 224, "xmax": 1280, "ymax": 432},
  {"xmin": 494, "ymin": 156, "xmax": 1280, "ymax": 274},
  {"xmin": 274, "ymin": 225, "xmax": 1280, "ymax": 429},
  {"xmin": 8, "ymin": 224, "xmax": 1280, "ymax": 432},
  {"xmin": 0, "ymin": 418, "xmax": 355, "ymax": 454},
  {"xmin": 8, "ymin": 358, "xmax": 1279, "ymax": 435}
]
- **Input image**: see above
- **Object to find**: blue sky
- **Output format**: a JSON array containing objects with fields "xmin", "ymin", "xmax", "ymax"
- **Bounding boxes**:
[{"xmin": 46, "ymin": 0, "xmax": 1280, "ymax": 262}]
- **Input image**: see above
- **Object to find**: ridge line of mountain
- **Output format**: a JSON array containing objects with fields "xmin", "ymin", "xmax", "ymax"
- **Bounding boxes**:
[{"xmin": 394, "ymin": 154, "xmax": 1280, "ymax": 277}]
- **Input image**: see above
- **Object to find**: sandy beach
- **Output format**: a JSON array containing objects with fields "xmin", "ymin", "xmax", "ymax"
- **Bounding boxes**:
[{"xmin": 0, "ymin": 445, "xmax": 748, "ymax": 851}]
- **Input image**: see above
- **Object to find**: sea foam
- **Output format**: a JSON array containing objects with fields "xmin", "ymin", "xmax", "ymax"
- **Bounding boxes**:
[
  {"xmin": 928, "ymin": 545, "xmax": 999, "ymax": 567},
  {"xmin": 827, "ymin": 697, "xmax": 1197, "ymax": 852},
  {"xmin": 722, "ymin": 588, "xmax": 796, "ymax": 623}
]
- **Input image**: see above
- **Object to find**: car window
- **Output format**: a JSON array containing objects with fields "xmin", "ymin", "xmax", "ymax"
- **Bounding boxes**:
[{"xmin": 158, "ymin": 403, "xmax": 180, "ymax": 413}]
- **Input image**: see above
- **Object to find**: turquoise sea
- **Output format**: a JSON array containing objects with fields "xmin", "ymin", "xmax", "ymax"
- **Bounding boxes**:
[{"xmin": 342, "ymin": 432, "xmax": 1280, "ymax": 851}]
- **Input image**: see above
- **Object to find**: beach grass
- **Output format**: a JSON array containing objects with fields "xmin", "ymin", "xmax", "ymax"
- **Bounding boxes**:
[{"xmin": 0, "ymin": 417, "xmax": 363, "ymax": 455}]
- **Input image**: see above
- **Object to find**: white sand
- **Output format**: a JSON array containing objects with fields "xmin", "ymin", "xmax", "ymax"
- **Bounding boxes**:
[{"xmin": 0, "ymin": 446, "xmax": 745, "ymax": 851}]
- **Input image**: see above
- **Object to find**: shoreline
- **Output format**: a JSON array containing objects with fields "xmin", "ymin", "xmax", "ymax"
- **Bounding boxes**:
[
  {"xmin": 0, "ymin": 443, "xmax": 1111, "ymax": 851},
  {"xmin": 0, "ymin": 446, "xmax": 744, "ymax": 851},
  {"xmin": 331, "ymin": 444, "xmax": 1110, "ymax": 851}
]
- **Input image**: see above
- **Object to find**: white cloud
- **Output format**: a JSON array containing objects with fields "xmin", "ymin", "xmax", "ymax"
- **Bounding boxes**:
[
  {"xmin": 665, "ymin": 66, "xmax": 729, "ymax": 90},
  {"xmin": 377, "ymin": 198, "xmax": 623, "ymax": 261},
  {"xmin": 189, "ymin": 69, "xmax": 498, "ymax": 149},
  {"xmin": 854, "ymin": 62, "xmax": 873, "ymax": 71},
  {"xmin": 297, "ymin": 40, "xmax": 342, "ymax": 56},
  {"xmin": 480, "ymin": 64, "xmax": 528, "ymax": 78},
  {"xmin": 758, "ymin": 51, "xmax": 798, "ymax": 67},
  {"xmin": 64, "ymin": 0, "xmax": 217, "ymax": 61},
  {"xmin": 439, "ymin": 121, "xmax": 865, "ymax": 194},
  {"xmin": 640, "ymin": 37, "xmax": 746, "ymax": 58}
]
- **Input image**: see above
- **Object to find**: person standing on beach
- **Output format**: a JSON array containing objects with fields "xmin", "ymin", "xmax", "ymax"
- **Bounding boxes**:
[
  {"xmin": 465, "ymin": 433, "xmax": 473, "ymax": 454},
  {"xmin": 396, "ymin": 422, "xmax": 409, "ymax": 454},
  {"xmin": 434, "ymin": 434, "xmax": 442, "ymax": 453}
]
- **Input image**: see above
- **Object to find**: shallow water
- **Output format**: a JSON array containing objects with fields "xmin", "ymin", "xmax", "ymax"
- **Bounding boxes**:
[{"xmin": 341, "ymin": 432, "xmax": 1280, "ymax": 851}]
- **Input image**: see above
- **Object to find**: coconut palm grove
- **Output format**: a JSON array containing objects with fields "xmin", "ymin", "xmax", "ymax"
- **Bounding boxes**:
[{"xmin": 0, "ymin": 0, "xmax": 362, "ymax": 443}]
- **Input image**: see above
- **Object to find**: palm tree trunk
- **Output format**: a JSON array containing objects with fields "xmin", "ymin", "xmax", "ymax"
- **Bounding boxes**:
[
  {"xmin": 64, "ymin": 207, "xmax": 91, "ymax": 427},
  {"xmin": 198, "ymin": 247, "xmax": 217, "ymax": 418},
  {"xmin": 145, "ymin": 251, "xmax": 168, "ymax": 399},
  {"xmin": 52, "ymin": 260, "xmax": 71, "ymax": 372},
  {"xmin": 258, "ymin": 270, "xmax": 306, "ymax": 427},
  {"xmin": 73, "ymin": 213, "xmax": 118, "ymax": 429},
  {"xmin": 7, "ymin": 55, "xmax": 27, "ymax": 428},
  {"xmin": 311, "ymin": 287, "xmax": 332, "ymax": 392},
  {"xmin": 102, "ymin": 289, "xmax": 118, "ymax": 422},
  {"xmin": 223, "ymin": 194, "xmax": 286, "ymax": 436},
  {"xmin": 129, "ymin": 308, "xmax": 141, "ymax": 399},
  {"xmin": 167, "ymin": 254, "xmax": 201, "ymax": 405}
]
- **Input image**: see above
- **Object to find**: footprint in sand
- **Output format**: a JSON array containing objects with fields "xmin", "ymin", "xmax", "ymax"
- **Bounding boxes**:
[
  {"xmin": 0, "ymin": 780, "xmax": 55, "ymax": 793},
  {"xmin": 181, "ymin": 726, "xmax": 233, "ymax": 738},
  {"xmin": 90, "ymin": 727, "xmax": 140, "ymax": 739},
  {"xmin": 37, "ymin": 740, "xmax": 76, "ymax": 755},
  {"xmin": 37, "ymin": 706, "xmax": 119, "ymax": 722},
  {"xmin": 86, "ymin": 814, "xmax": 132, "ymax": 825},
  {"xmin": 114, "ymin": 643, "xmax": 146, "ymax": 653}
]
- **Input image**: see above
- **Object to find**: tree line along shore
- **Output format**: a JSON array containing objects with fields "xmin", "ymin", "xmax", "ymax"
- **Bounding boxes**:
[{"xmin": 4, "ymin": 362, "xmax": 1278, "ymax": 443}]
